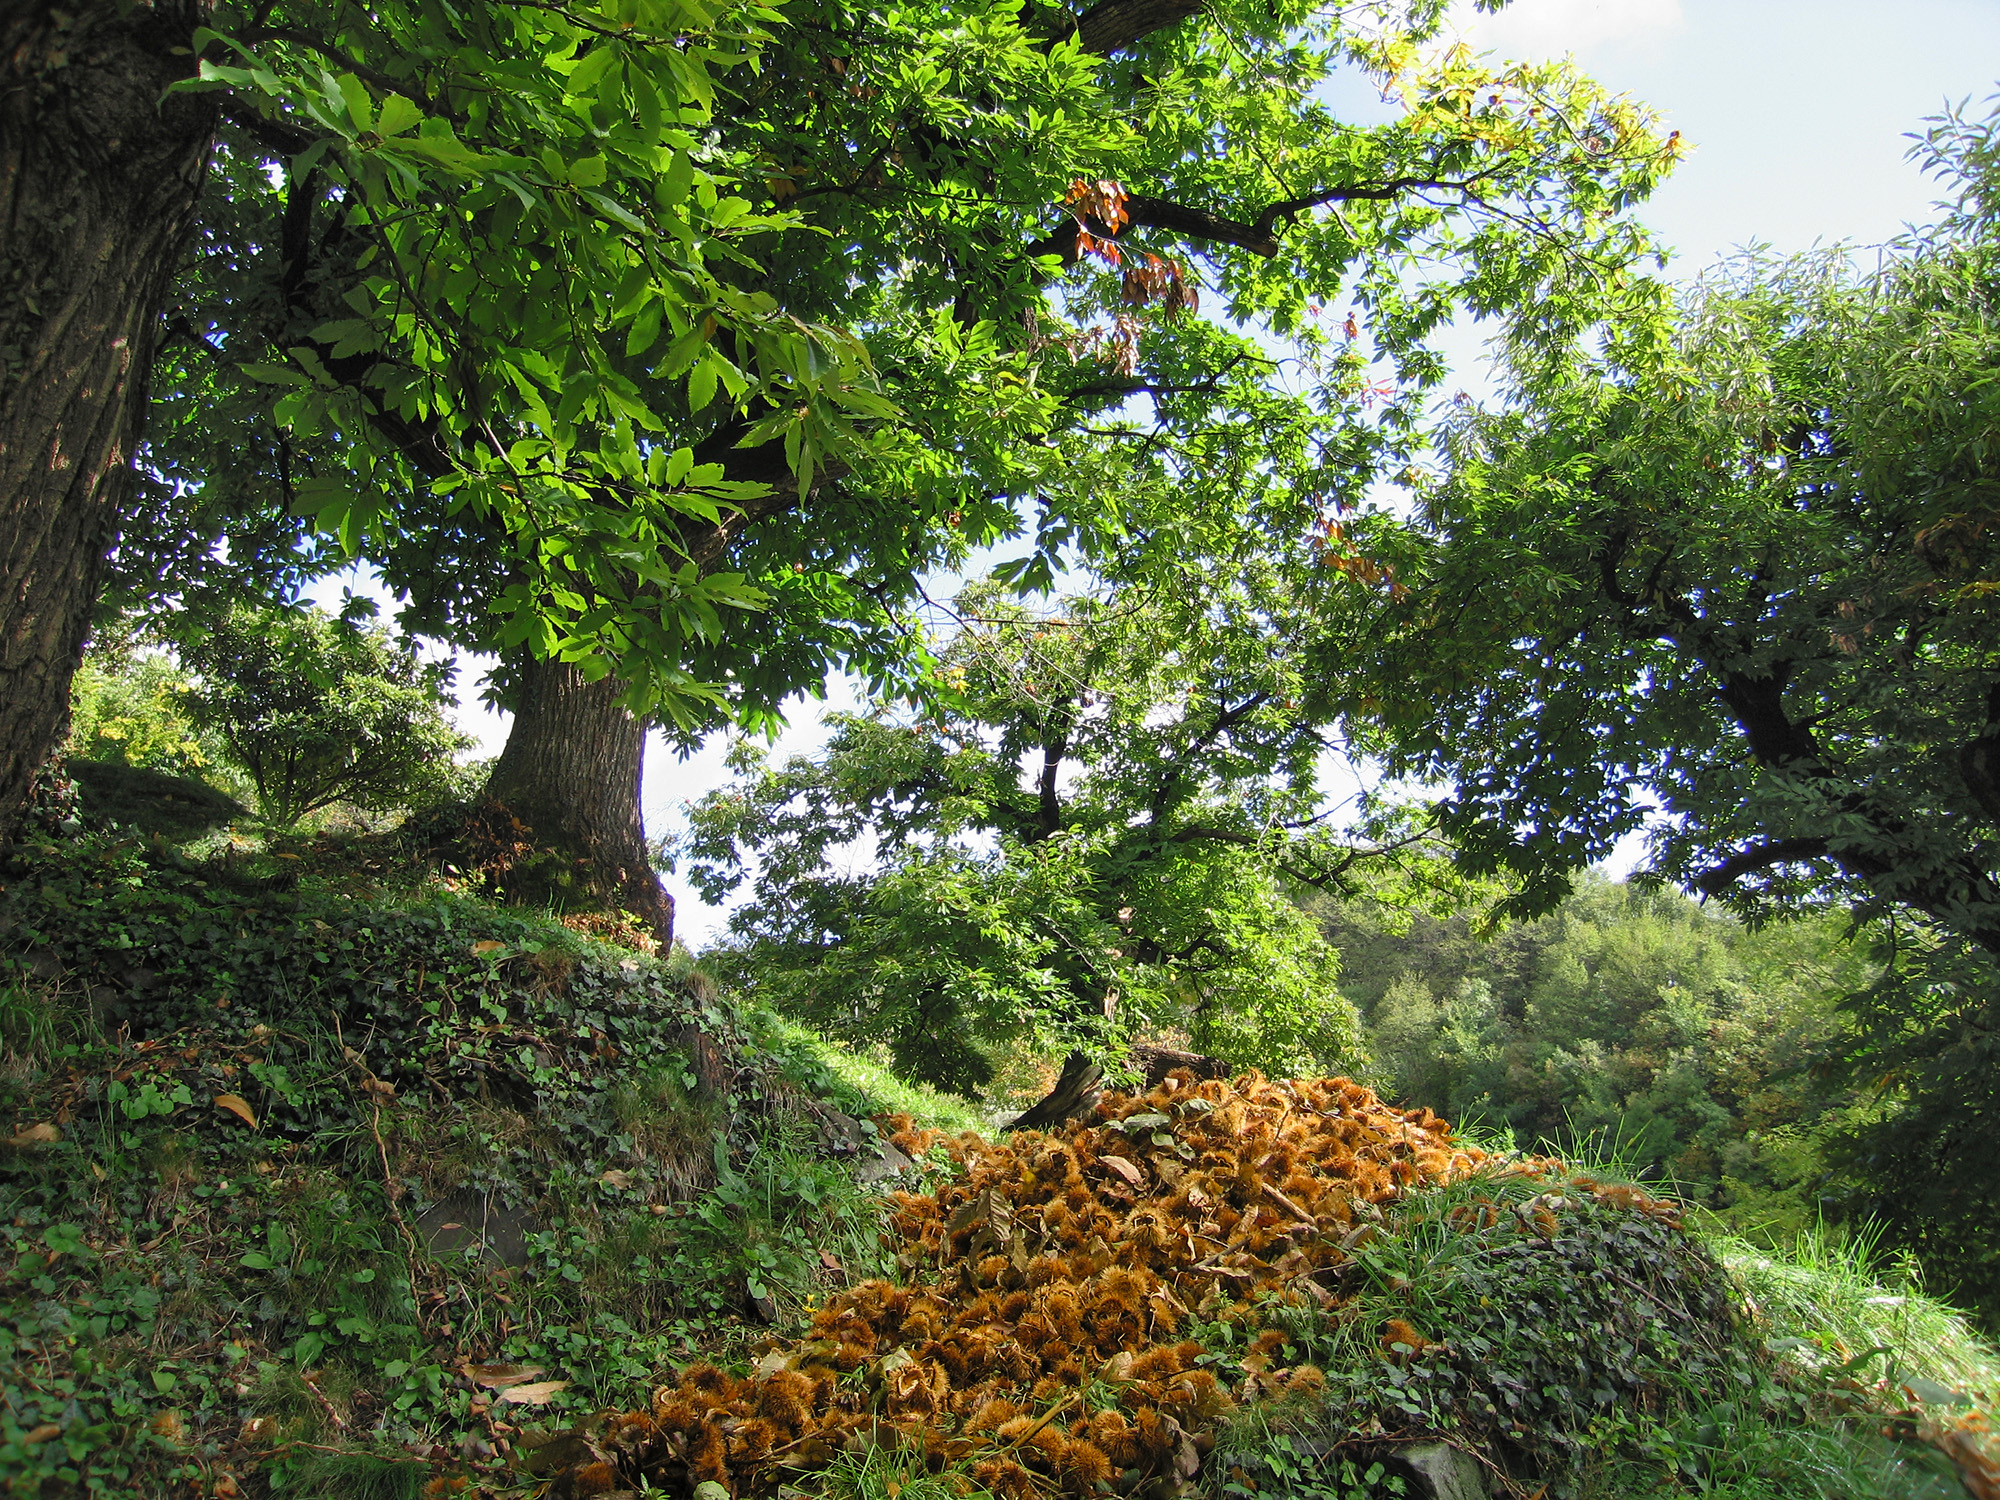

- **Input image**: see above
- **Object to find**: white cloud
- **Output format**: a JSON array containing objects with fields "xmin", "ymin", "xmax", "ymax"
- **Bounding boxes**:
[{"xmin": 1452, "ymin": 0, "xmax": 1685, "ymax": 59}]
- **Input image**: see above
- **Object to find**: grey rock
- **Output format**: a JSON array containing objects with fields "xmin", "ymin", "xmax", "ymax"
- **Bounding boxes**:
[
  {"xmin": 817, "ymin": 1107, "xmax": 868, "ymax": 1157},
  {"xmin": 1394, "ymin": 1443, "xmax": 1488, "ymax": 1500},
  {"xmin": 416, "ymin": 1189, "xmax": 540, "ymax": 1268},
  {"xmin": 858, "ymin": 1139, "xmax": 915, "ymax": 1185},
  {"xmin": 84, "ymin": 984, "xmax": 130, "ymax": 1030},
  {"xmin": 820, "ymin": 1107, "xmax": 916, "ymax": 1184}
]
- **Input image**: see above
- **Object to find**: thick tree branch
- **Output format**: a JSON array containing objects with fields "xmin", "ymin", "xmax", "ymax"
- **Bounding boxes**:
[
  {"xmin": 241, "ymin": 27, "xmax": 431, "ymax": 106},
  {"xmin": 1027, "ymin": 178, "xmax": 1499, "ymax": 265},
  {"xmin": 1139, "ymin": 693, "xmax": 1269, "ymax": 831},
  {"xmin": 1060, "ymin": 353, "xmax": 1256, "ymax": 405},
  {"xmin": 680, "ymin": 419, "xmax": 852, "ymax": 574},
  {"xmin": 1070, "ymin": 0, "xmax": 1204, "ymax": 54},
  {"xmin": 1033, "ymin": 716, "xmax": 1073, "ymax": 843},
  {"xmin": 1714, "ymin": 670, "xmax": 1822, "ymax": 770},
  {"xmin": 1694, "ymin": 837, "xmax": 1832, "ymax": 897},
  {"xmin": 1958, "ymin": 682, "xmax": 2000, "ymax": 827},
  {"xmin": 219, "ymin": 95, "xmax": 319, "ymax": 158},
  {"xmin": 1166, "ymin": 825, "xmax": 1256, "ymax": 845},
  {"xmin": 1711, "ymin": 667, "xmax": 2000, "ymax": 953}
]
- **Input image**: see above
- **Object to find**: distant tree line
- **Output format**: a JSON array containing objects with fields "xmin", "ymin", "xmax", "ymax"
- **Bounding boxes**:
[{"xmin": 1321, "ymin": 878, "xmax": 1876, "ymax": 1238}]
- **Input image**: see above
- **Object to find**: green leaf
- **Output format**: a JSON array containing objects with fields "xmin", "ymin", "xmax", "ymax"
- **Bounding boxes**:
[
  {"xmin": 237, "ymin": 362, "xmax": 311, "ymax": 387},
  {"xmin": 565, "ymin": 44, "xmax": 620, "ymax": 98},
  {"xmin": 336, "ymin": 73, "xmax": 374, "ymax": 134},
  {"xmin": 626, "ymin": 299, "xmax": 665, "ymax": 358},
  {"xmin": 688, "ymin": 356, "xmax": 718, "ymax": 413},
  {"xmin": 657, "ymin": 149, "xmax": 694, "ymax": 209},
  {"xmin": 374, "ymin": 92, "xmax": 424, "ymax": 138}
]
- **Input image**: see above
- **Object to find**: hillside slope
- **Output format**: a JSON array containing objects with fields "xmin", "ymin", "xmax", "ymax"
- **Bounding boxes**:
[{"xmin": 1, "ymin": 828, "xmax": 1995, "ymax": 1500}]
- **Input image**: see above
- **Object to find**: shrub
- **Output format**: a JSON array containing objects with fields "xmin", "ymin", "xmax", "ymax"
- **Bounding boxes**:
[
  {"xmin": 67, "ymin": 625, "xmax": 236, "ymax": 787},
  {"xmin": 178, "ymin": 604, "xmax": 471, "ymax": 827}
]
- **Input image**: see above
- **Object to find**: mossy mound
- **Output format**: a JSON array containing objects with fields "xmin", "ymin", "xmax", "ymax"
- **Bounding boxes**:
[
  {"xmin": 0, "ymin": 831, "xmax": 896, "ymax": 1497},
  {"xmin": 66, "ymin": 759, "xmax": 248, "ymax": 841}
]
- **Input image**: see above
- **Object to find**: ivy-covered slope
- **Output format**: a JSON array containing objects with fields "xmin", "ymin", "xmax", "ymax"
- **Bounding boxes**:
[{"xmin": 0, "ymin": 829, "xmax": 919, "ymax": 1497}]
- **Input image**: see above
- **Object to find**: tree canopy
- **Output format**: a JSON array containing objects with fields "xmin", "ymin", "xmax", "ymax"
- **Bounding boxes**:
[
  {"xmin": 126, "ymin": 0, "xmax": 1681, "ymax": 727},
  {"xmin": 1317, "ymin": 101, "xmax": 2000, "ymax": 1319},
  {"xmin": 1340, "ymin": 105, "xmax": 2000, "ymax": 955},
  {"xmin": 679, "ymin": 584, "xmax": 1368, "ymax": 1093},
  {"xmin": 1323, "ymin": 877, "xmax": 1877, "ymax": 1233}
]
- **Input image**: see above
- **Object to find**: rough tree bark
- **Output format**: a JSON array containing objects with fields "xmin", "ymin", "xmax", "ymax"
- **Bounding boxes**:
[
  {"xmin": 0, "ymin": 1, "xmax": 215, "ymax": 844},
  {"xmin": 485, "ymin": 655, "xmax": 675, "ymax": 947}
]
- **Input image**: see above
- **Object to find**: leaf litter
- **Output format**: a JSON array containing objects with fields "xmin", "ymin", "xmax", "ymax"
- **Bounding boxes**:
[{"xmin": 541, "ymin": 1071, "xmax": 1685, "ymax": 1498}]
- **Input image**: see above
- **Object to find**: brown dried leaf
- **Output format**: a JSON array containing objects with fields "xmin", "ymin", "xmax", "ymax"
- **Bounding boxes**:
[
  {"xmin": 497, "ymin": 1380, "xmax": 570, "ymax": 1405},
  {"xmin": 464, "ymin": 1363, "xmax": 546, "ymax": 1390},
  {"xmin": 1098, "ymin": 1154, "xmax": 1142, "ymax": 1186},
  {"xmin": 214, "ymin": 1093, "xmax": 259, "ymax": 1129}
]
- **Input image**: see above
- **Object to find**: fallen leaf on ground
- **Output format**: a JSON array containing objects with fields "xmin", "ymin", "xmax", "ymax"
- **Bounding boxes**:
[
  {"xmin": 463, "ymin": 1363, "xmax": 546, "ymax": 1390},
  {"xmin": 1098, "ymin": 1154, "xmax": 1142, "ymax": 1185},
  {"xmin": 497, "ymin": 1380, "xmax": 569, "ymax": 1406}
]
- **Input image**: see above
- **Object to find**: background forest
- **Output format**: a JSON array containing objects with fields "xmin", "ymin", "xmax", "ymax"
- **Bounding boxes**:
[{"xmin": 1323, "ymin": 881, "xmax": 1875, "ymax": 1240}]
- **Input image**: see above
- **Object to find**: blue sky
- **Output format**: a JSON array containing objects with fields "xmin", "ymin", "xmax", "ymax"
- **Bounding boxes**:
[
  {"xmin": 365, "ymin": 0, "xmax": 2000, "ymax": 943},
  {"xmin": 1458, "ymin": 0, "xmax": 2000, "ymax": 266}
]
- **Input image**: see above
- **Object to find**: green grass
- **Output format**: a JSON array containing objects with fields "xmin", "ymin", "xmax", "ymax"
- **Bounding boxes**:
[
  {"xmin": 1717, "ymin": 1220, "xmax": 2000, "ymax": 1410},
  {"xmin": 742, "ymin": 1009, "xmax": 988, "ymax": 1134},
  {"xmin": 1581, "ymin": 1408, "xmax": 1973, "ymax": 1500},
  {"xmin": 803, "ymin": 1435, "xmax": 999, "ymax": 1500},
  {"xmin": 260, "ymin": 1448, "xmax": 431, "ymax": 1499}
]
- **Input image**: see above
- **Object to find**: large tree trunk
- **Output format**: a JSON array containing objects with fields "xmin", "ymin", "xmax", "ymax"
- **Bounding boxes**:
[
  {"xmin": 0, "ymin": 2, "xmax": 214, "ymax": 845},
  {"xmin": 485, "ymin": 658, "xmax": 730, "ymax": 1094},
  {"xmin": 486, "ymin": 656, "xmax": 675, "ymax": 948}
]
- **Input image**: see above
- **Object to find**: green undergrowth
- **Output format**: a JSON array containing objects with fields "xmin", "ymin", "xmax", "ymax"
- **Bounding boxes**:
[
  {"xmin": 1204, "ymin": 1165, "xmax": 1996, "ymax": 1500},
  {"xmin": 745, "ymin": 1010, "xmax": 988, "ymax": 1137},
  {"xmin": 1721, "ymin": 1222, "xmax": 2000, "ymax": 1407},
  {"xmin": 0, "ymin": 828, "xmax": 923, "ymax": 1497}
]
